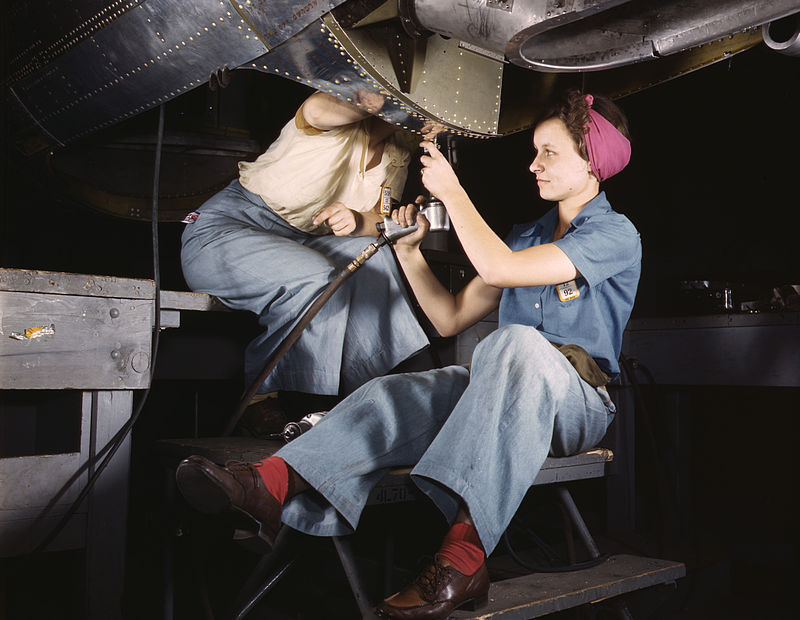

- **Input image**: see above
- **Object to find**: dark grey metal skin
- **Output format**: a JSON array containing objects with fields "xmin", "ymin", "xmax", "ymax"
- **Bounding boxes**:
[{"xmin": 4, "ymin": 0, "xmax": 799, "ymax": 153}]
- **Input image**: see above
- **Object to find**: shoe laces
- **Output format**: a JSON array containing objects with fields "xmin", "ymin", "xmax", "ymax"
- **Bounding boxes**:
[
  {"xmin": 224, "ymin": 460, "xmax": 261, "ymax": 488},
  {"xmin": 414, "ymin": 556, "xmax": 450, "ymax": 602}
]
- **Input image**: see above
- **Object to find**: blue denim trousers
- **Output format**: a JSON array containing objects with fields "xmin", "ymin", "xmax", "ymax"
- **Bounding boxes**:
[
  {"xmin": 277, "ymin": 324, "xmax": 615, "ymax": 555},
  {"xmin": 180, "ymin": 180, "xmax": 429, "ymax": 395}
]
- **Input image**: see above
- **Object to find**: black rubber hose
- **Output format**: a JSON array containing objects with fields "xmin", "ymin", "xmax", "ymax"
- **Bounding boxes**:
[
  {"xmin": 32, "ymin": 103, "xmax": 166, "ymax": 553},
  {"xmin": 502, "ymin": 530, "xmax": 609, "ymax": 573},
  {"xmin": 222, "ymin": 236, "xmax": 389, "ymax": 436}
]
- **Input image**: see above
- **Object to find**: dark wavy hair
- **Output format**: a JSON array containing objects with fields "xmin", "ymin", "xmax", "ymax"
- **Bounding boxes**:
[{"xmin": 538, "ymin": 90, "xmax": 630, "ymax": 161}]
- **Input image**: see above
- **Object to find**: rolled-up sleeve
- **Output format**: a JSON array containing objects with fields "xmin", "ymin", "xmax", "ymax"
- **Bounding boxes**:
[{"xmin": 554, "ymin": 214, "xmax": 641, "ymax": 287}]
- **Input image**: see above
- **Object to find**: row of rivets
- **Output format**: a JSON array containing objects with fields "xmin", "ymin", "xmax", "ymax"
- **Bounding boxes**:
[
  {"xmin": 64, "ymin": 6, "xmax": 262, "ymax": 141},
  {"xmin": 250, "ymin": 22, "xmax": 495, "ymax": 139},
  {"xmin": 8, "ymin": 0, "xmax": 139, "ymax": 83}
]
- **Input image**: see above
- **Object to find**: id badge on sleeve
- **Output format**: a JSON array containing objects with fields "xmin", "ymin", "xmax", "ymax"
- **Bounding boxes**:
[{"xmin": 556, "ymin": 280, "xmax": 580, "ymax": 302}]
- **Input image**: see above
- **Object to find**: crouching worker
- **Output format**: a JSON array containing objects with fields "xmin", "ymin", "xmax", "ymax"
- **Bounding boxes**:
[
  {"xmin": 176, "ymin": 90, "xmax": 641, "ymax": 619},
  {"xmin": 180, "ymin": 90, "xmax": 429, "ymax": 404}
]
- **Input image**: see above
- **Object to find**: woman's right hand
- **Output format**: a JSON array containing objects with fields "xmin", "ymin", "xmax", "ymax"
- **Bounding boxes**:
[{"xmin": 392, "ymin": 199, "xmax": 429, "ymax": 251}]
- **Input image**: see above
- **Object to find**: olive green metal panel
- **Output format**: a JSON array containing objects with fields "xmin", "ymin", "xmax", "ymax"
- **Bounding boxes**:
[
  {"xmin": 245, "ymin": 14, "xmax": 503, "ymax": 139},
  {"xmin": 337, "ymin": 16, "xmax": 505, "ymax": 137}
]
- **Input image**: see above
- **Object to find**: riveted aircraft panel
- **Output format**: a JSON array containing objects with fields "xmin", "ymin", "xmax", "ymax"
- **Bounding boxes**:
[
  {"xmin": 245, "ymin": 14, "xmax": 503, "ymax": 139},
  {"xmin": 9, "ymin": 0, "xmax": 267, "ymax": 145}
]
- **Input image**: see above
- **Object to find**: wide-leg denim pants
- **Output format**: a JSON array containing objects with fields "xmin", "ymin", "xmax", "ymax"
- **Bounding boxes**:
[
  {"xmin": 277, "ymin": 324, "xmax": 615, "ymax": 555},
  {"xmin": 180, "ymin": 180, "xmax": 429, "ymax": 395}
]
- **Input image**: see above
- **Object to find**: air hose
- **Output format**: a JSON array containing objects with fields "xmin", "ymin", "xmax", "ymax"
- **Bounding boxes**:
[{"xmin": 222, "ymin": 222, "xmax": 409, "ymax": 436}]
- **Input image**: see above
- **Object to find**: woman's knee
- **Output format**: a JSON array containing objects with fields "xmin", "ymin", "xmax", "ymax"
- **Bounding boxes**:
[
  {"xmin": 356, "ymin": 366, "xmax": 468, "ymax": 407},
  {"xmin": 474, "ymin": 325, "xmax": 551, "ymax": 361},
  {"xmin": 470, "ymin": 326, "xmax": 572, "ymax": 390}
]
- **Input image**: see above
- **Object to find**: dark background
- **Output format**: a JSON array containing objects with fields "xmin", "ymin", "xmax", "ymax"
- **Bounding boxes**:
[
  {"xmin": 1, "ymin": 39, "xmax": 798, "ymax": 620},
  {"xmin": 2, "ymin": 42, "xmax": 798, "ymax": 313}
]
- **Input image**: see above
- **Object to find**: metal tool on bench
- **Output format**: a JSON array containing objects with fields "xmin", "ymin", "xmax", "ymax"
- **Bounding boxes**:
[{"xmin": 270, "ymin": 411, "xmax": 327, "ymax": 442}]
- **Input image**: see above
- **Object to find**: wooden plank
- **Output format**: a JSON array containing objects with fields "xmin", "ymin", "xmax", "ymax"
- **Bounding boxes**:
[
  {"xmin": 85, "ymin": 391, "xmax": 131, "ymax": 620},
  {"xmin": 0, "ymin": 450, "xmax": 90, "ymax": 556},
  {"xmin": 157, "ymin": 438, "xmax": 610, "ymax": 474},
  {"xmin": 451, "ymin": 554, "xmax": 685, "ymax": 619},
  {"xmin": 0, "ymin": 268, "xmax": 154, "ymax": 299},
  {"xmin": 156, "ymin": 437, "xmax": 612, "ymax": 506},
  {"xmin": 0, "ymin": 290, "xmax": 153, "ymax": 389},
  {"xmin": 156, "ymin": 436, "xmax": 284, "ymax": 465},
  {"xmin": 365, "ymin": 449, "xmax": 612, "ymax": 505},
  {"xmin": 0, "ymin": 509, "xmax": 87, "ymax": 556},
  {"xmin": 533, "ymin": 448, "xmax": 613, "ymax": 485},
  {"xmin": 0, "ymin": 393, "xmax": 91, "ymax": 557},
  {"xmin": 0, "ymin": 269, "xmax": 229, "ymax": 312},
  {"xmin": 540, "ymin": 448, "xmax": 612, "ymax": 470},
  {"xmin": 368, "ymin": 475, "xmax": 418, "ymax": 505},
  {"xmin": 0, "ymin": 453, "xmax": 86, "ymax": 511},
  {"xmin": 159, "ymin": 290, "xmax": 228, "ymax": 312},
  {"xmin": 157, "ymin": 439, "xmax": 610, "ymax": 467}
]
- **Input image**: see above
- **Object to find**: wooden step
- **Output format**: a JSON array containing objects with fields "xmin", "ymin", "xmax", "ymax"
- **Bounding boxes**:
[
  {"xmin": 450, "ymin": 554, "xmax": 685, "ymax": 619},
  {"xmin": 157, "ymin": 437, "xmax": 613, "ymax": 506}
]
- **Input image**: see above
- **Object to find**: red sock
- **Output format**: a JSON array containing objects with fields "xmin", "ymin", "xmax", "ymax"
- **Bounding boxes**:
[
  {"xmin": 255, "ymin": 456, "xmax": 290, "ymax": 505},
  {"xmin": 438, "ymin": 522, "xmax": 485, "ymax": 575}
]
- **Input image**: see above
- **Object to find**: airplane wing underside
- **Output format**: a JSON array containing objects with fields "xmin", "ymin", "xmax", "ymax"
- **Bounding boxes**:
[{"xmin": 5, "ymin": 0, "xmax": 799, "ymax": 155}]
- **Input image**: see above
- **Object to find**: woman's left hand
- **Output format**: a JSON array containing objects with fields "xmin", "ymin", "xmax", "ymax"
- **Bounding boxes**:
[
  {"xmin": 391, "ymin": 199, "xmax": 429, "ymax": 251},
  {"xmin": 313, "ymin": 202, "xmax": 359, "ymax": 236},
  {"xmin": 419, "ymin": 141, "xmax": 462, "ymax": 200}
]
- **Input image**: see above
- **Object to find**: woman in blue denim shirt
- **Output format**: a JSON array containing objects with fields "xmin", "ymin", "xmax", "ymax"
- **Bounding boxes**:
[{"xmin": 177, "ymin": 90, "xmax": 641, "ymax": 620}]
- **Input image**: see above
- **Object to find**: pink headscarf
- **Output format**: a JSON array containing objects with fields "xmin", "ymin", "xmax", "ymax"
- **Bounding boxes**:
[{"xmin": 584, "ymin": 94, "xmax": 631, "ymax": 182}]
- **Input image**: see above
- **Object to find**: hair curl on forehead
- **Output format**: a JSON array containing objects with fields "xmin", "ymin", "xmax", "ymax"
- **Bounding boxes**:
[{"xmin": 537, "ymin": 90, "xmax": 630, "ymax": 162}]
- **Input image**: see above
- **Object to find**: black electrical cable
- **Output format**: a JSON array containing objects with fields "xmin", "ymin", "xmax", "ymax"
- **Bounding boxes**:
[
  {"xmin": 502, "ymin": 530, "xmax": 610, "ymax": 573},
  {"xmin": 618, "ymin": 355, "xmax": 703, "ymax": 615},
  {"xmin": 32, "ymin": 104, "xmax": 166, "ymax": 553},
  {"xmin": 221, "ymin": 190, "xmax": 451, "ymax": 435},
  {"xmin": 507, "ymin": 515, "xmax": 562, "ymax": 565},
  {"xmin": 619, "ymin": 355, "xmax": 677, "ymax": 557},
  {"xmin": 502, "ymin": 508, "xmax": 610, "ymax": 573}
]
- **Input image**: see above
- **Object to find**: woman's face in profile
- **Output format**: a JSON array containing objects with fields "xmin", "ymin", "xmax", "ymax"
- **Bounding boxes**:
[{"xmin": 529, "ymin": 118, "xmax": 593, "ymax": 203}]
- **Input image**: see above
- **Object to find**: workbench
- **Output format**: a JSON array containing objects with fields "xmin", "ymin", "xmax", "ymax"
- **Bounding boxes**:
[
  {"xmin": 0, "ymin": 268, "xmax": 215, "ymax": 620},
  {"xmin": 622, "ymin": 312, "xmax": 800, "ymax": 387}
]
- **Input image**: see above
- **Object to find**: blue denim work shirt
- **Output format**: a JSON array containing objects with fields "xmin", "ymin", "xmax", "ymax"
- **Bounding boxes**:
[{"xmin": 498, "ymin": 192, "xmax": 641, "ymax": 378}]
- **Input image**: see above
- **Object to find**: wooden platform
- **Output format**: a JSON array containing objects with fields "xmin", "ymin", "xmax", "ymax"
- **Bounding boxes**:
[
  {"xmin": 157, "ymin": 436, "xmax": 614, "ymax": 506},
  {"xmin": 158, "ymin": 434, "xmax": 686, "ymax": 619},
  {"xmin": 452, "ymin": 554, "xmax": 685, "ymax": 619}
]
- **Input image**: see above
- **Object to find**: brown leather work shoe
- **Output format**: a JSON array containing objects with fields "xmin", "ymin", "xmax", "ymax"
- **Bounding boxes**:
[
  {"xmin": 375, "ymin": 554, "xmax": 490, "ymax": 619},
  {"xmin": 175, "ymin": 455, "xmax": 281, "ymax": 551},
  {"xmin": 237, "ymin": 394, "xmax": 287, "ymax": 438}
]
